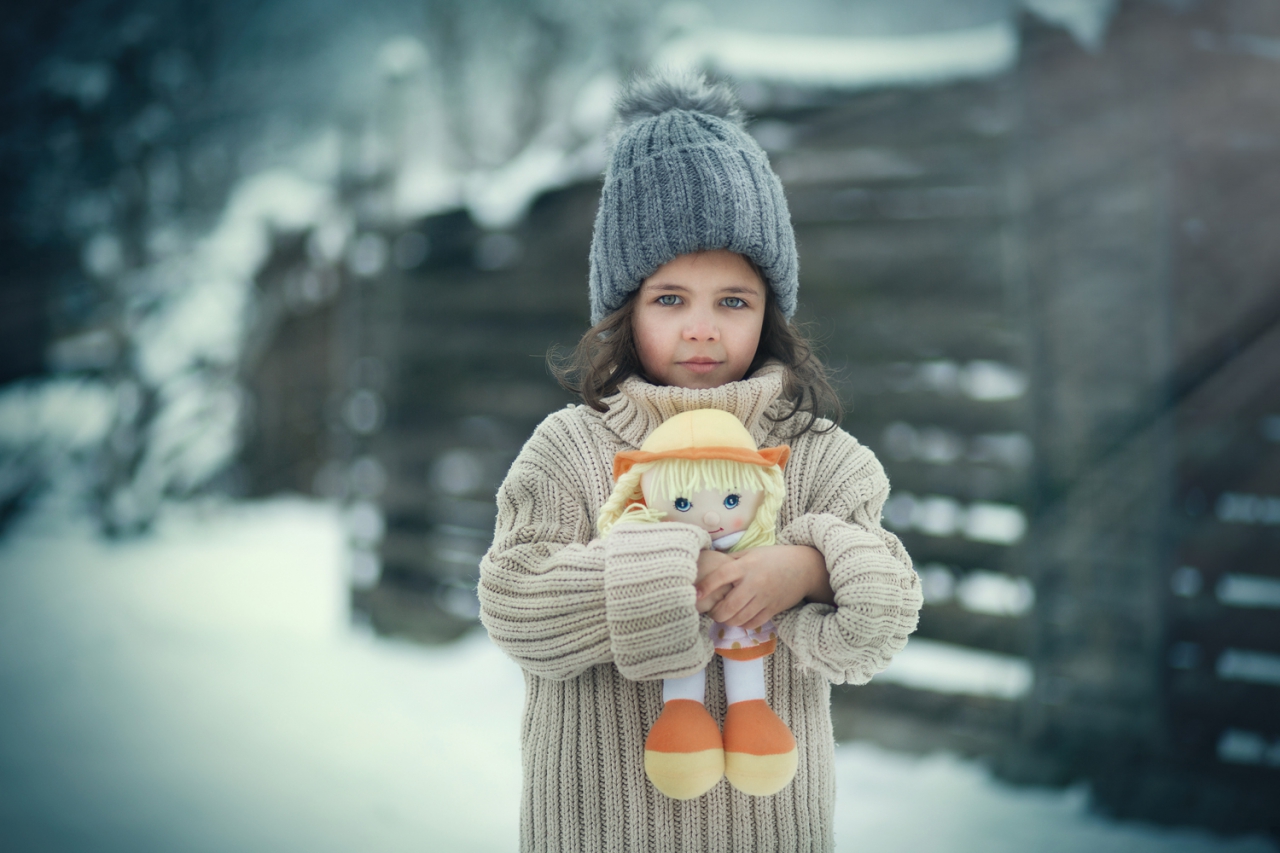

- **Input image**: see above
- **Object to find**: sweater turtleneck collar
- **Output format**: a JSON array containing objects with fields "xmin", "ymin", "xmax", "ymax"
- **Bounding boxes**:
[{"xmin": 599, "ymin": 362, "xmax": 787, "ymax": 449}]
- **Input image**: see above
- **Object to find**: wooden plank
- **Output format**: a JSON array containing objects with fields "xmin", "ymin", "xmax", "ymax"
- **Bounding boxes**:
[
  {"xmin": 1166, "ymin": 669, "xmax": 1280, "ymax": 734},
  {"xmin": 830, "ymin": 680, "xmax": 1019, "ymax": 757},
  {"xmin": 792, "ymin": 220, "xmax": 1009, "ymax": 298},
  {"xmin": 913, "ymin": 604, "xmax": 1030, "ymax": 656}
]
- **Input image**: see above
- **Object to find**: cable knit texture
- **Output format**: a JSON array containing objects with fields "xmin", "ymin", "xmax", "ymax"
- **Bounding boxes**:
[{"xmin": 479, "ymin": 364, "xmax": 921, "ymax": 852}]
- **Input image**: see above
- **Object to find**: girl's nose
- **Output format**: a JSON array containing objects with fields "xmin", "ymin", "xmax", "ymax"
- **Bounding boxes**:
[
  {"xmin": 703, "ymin": 510, "xmax": 720, "ymax": 528},
  {"xmin": 683, "ymin": 312, "xmax": 719, "ymax": 341}
]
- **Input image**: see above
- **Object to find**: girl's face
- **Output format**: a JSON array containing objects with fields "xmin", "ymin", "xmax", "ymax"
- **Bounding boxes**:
[
  {"xmin": 632, "ymin": 250, "xmax": 766, "ymax": 389},
  {"xmin": 640, "ymin": 471, "xmax": 764, "ymax": 541}
]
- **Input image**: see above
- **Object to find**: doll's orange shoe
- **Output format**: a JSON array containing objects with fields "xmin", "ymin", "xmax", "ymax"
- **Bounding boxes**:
[
  {"xmin": 644, "ymin": 699, "xmax": 725, "ymax": 799},
  {"xmin": 722, "ymin": 699, "xmax": 798, "ymax": 796}
]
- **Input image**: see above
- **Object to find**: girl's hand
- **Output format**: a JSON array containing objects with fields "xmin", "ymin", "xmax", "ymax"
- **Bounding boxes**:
[
  {"xmin": 695, "ymin": 545, "xmax": 834, "ymax": 629},
  {"xmin": 695, "ymin": 549, "xmax": 735, "ymax": 608}
]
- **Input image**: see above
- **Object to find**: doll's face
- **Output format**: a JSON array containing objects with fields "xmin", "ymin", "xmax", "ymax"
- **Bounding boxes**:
[{"xmin": 640, "ymin": 471, "xmax": 763, "ymax": 542}]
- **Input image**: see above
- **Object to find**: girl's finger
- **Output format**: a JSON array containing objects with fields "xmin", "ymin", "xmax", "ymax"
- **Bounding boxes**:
[
  {"xmin": 694, "ymin": 573, "xmax": 730, "ymax": 599},
  {"xmin": 695, "ymin": 583, "xmax": 732, "ymax": 613},
  {"xmin": 744, "ymin": 606, "xmax": 774, "ymax": 631},
  {"xmin": 695, "ymin": 563, "xmax": 742, "ymax": 598},
  {"xmin": 711, "ymin": 588, "xmax": 757, "ymax": 626},
  {"xmin": 705, "ymin": 585, "xmax": 738, "ymax": 612},
  {"xmin": 694, "ymin": 550, "xmax": 732, "ymax": 583}
]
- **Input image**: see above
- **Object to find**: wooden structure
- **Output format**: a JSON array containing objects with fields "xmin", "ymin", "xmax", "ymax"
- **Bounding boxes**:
[{"xmin": 240, "ymin": 0, "xmax": 1280, "ymax": 835}]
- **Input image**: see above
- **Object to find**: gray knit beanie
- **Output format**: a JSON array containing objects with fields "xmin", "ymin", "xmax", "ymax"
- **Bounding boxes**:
[{"xmin": 588, "ymin": 70, "xmax": 799, "ymax": 324}]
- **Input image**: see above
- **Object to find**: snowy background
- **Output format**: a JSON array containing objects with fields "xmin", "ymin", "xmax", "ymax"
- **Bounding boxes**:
[{"xmin": 3, "ymin": 0, "xmax": 1279, "ymax": 849}]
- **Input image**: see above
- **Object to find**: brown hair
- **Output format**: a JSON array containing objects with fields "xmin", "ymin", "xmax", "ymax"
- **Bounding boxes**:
[{"xmin": 548, "ymin": 285, "xmax": 843, "ymax": 438}]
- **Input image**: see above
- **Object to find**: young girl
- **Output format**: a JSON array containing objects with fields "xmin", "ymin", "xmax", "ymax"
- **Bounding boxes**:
[{"xmin": 479, "ymin": 70, "xmax": 921, "ymax": 853}]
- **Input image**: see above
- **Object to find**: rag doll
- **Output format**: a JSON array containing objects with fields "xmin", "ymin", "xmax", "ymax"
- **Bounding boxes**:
[{"xmin": 597, "ymin": 408, "xmax": 797, "ymax": 799}]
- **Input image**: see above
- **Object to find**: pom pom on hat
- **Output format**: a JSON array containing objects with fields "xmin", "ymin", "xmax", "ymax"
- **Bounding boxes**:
[{"xmin": 612, "ymin": 68, "xmax": 745, "ymax": 131}]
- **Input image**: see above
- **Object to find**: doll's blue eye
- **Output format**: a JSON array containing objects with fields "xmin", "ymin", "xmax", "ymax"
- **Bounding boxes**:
[
  {"xmin": 724, "ymin": 494, "xmax": 740, "ymax": 509},
  {"xmin": 674, "ymin": 497, "xmax": 691, "ymax": 512}
]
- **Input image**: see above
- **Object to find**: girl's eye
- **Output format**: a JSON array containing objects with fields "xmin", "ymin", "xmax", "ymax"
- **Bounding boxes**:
[
  {"xmin": 724, "ymin": 494, "xmax": 740, "ymax": 509},
  {"xmin": 674, "ymin": 497, "xmax": 691, "ymax": 512},
  {"xmin": 722, "ymin": 297, "xmax": 746, "ymax": 309},
  {"xmin": 657, "ymin": 295, "xmax": 681, "ymax": 306}
]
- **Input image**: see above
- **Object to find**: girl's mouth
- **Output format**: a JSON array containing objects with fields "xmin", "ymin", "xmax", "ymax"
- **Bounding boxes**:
[{"xmin": 680, "ymin": 359, "xmax": 721, "ymax": 374}]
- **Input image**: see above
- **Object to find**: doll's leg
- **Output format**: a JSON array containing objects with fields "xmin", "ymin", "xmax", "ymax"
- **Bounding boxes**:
[
  {"xmin": 663, "ymin": 669, "xmax": 706, "ymax": 704},
  {"xmin": 721, "ymin": 655, "xmax": 797, "ymax": 796},
  {"xmin": 644, "ymin": 666, "xmax": 724, "ymax": 800},
  {"xmin": 722, "ymin": 655, "xmax": 765, "ymax": 705}
]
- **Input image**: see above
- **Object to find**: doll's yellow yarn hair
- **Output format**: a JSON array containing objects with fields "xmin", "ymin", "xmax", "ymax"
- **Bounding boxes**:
[{"xmin": 597, "ymin": 456, "xmax": 785, "ymax": 552}]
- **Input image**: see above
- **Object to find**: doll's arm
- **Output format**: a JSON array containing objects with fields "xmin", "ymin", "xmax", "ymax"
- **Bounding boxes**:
[
  {"xmin": 479, "ymin": 418, "xmax": 715, "ymax": 682},
  {"xmin": 772, "ymin": 432, "xmax": 922, "ymax": 685}
]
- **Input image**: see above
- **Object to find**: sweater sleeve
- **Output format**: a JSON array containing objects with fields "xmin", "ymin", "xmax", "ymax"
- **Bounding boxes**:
[
  {"xmin": 773, "ymin": 430, "xmax": 922, "ymax": 685},
  {"xmin": 478, "ymin": 417, "xmax": 715, "ymax": 682}
]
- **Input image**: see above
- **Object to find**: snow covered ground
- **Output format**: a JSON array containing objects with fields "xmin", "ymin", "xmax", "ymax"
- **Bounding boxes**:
[{"xmin": 0, "ymin": 498, "xmax": 1272, "ymax": 853}]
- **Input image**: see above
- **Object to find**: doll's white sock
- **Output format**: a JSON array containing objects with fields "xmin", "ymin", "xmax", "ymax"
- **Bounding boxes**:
[
  {"xmin": 722, "ymin": 657, "xmax": 767, "ymax": 705},
  {"xmin": 662, "ymin": 667, "xmax": 707, "ymax": 704}
]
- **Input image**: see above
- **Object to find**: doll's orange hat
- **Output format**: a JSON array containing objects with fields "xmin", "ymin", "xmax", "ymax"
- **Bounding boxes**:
[{"xmin": 612, "ymin": 409, "xmax": 790, "ymax": 481}]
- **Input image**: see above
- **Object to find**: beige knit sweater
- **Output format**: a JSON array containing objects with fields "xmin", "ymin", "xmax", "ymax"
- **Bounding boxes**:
[{"xmin": 479, "ymin": 365, "xmax": 921, "ymax": 853}]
